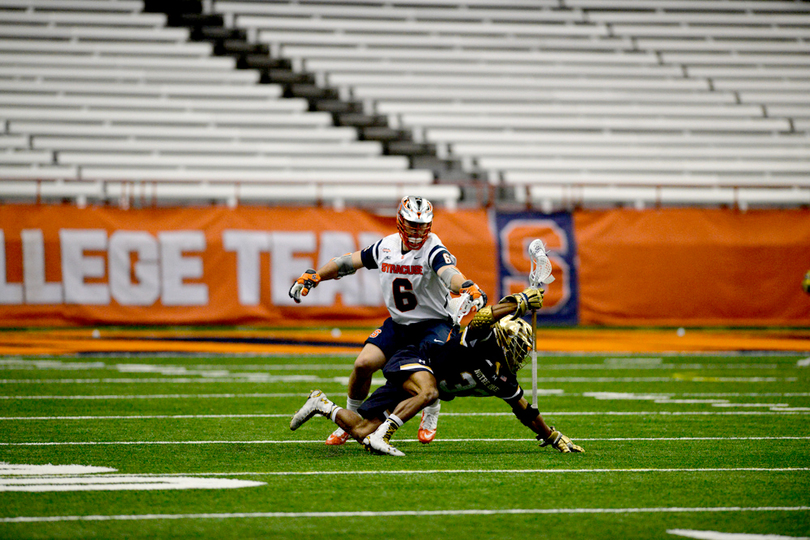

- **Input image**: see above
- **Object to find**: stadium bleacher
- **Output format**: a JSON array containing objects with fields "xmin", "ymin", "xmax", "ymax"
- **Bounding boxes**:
[
  {"xmin": 0, "ymin": 0, "xmax": 454, "ymax": 208},
  {"xmin": 1, "ymin": 0, "xmax": 808, "ymax": 210}
]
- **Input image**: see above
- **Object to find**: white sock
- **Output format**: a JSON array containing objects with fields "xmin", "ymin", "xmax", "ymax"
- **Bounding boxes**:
[
  {"xmin": 387, "ymin": 414, "xmax": 404, "ymax": 428},
  {"xmin": 346, "ymin": 397, "xmax": 363, "ymax": 412},
  {"xmin": 424, "ymin": 400, "xmax": 441, "ymax": 416},
  {"xmin": 329, "ymin": 406, "xmax": 343, "ymax": 422}
]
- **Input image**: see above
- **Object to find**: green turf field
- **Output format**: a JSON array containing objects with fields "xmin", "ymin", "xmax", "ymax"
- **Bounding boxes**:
[{"xmin": 1, "ymin": 352, "xmax": 808, "ymax": 539}]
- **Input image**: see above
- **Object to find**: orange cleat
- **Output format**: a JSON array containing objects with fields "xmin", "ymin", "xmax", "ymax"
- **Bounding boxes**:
[
  {"xmin": 325, "ymin": 428, "xmax": 351, "ymax": 446},
  {"xmin": 418, "ymin": 410, "xmax": 438, "ymax": 444}
]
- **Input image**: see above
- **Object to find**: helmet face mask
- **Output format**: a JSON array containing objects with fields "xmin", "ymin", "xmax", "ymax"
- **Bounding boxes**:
[
  {"xmin": 397, "ymin": 196, "xmax": 433, "ymax": 251},
  {"xmin": 493, "ymin": 316, "xmax": 533, "ymax": 373}
]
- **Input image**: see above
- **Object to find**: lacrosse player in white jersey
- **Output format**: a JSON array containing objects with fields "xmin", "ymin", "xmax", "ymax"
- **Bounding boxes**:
[{"xmin": 289, "ymin": 196, "xmax": 487, "ymax": 446}]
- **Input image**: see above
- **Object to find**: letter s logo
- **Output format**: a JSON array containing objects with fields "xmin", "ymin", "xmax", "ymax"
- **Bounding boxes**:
[{"xmin": 499, "ymin": 220, "xmax": 571, "ymax": 313}]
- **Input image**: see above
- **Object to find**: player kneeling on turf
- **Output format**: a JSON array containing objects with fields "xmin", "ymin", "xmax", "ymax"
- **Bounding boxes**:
[{"xmin": 290, "ymin": 287, "xmax": 584, "ymax": 456}]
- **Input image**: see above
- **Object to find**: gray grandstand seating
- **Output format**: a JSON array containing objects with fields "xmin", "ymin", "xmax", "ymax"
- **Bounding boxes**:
[
  {"xmin": 0, "ymin": 38, "xmax": 214, "ymax": 57},
  {"xmin": 0, "ymin": 80, "xmax": 285, "ymax": 99},
  {"xmin": 31, "ymin": 137, "xmax": 384, "ymax": 156},
  {"xmin": 0, "ymin": 0, "xmax": 142, "ymax": 12},
  {"xmin": 636, "ymin": 39, "xmax": 810, "ymax": 54},
  {"xmin": 10, "ymin": 122, "xmax": 359, "ymax": 142},
  {"xmin": 2, "ymin": 0, "xmax": 809, "ymax": 209},
  {"xmin": 215, "ymin": 0, "xmax": 809, "ymax": 208},
  {"xmin": 0, "ymin": 0, "xmax": 454, "ymax": 207},
  {"xmin": 566, "ymin": 0, "xmax": 810, "ymax": 11},
  {"xmin": 526, "ymin": 185, "xmax": 810, "ymax": 213}
]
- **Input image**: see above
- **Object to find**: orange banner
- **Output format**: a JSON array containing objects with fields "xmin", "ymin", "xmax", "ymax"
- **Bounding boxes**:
[
  {"xmin": 574, "ymin": 208, "xmax": 810, "ymax": 326},
  {"xmin": 4, "ymin": 205, "xmax": 809, "ymax": 328},
  {"xmin": 0, "ymin": 205, "xmax": 496, "ymax": 327}
]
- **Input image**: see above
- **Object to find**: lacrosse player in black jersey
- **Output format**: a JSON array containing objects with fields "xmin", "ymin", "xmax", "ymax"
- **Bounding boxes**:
[{"xmin": 290, "ymin": 287, "xmax": 584, "ymax": 457}]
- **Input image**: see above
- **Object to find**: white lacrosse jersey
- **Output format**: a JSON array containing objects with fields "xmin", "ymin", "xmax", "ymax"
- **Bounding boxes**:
[{"xmin": 360, "ymin": 232, "xmax": 457, "ymax": 325}]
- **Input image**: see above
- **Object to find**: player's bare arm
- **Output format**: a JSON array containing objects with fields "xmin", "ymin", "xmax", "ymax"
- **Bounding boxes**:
[
  {"xmin": 313, "ymin": 251, "xmax": 364, "ymax": 282},
  {"xmin": 288, "ymin": 251, "xmax": 363, "ymax": 303}
]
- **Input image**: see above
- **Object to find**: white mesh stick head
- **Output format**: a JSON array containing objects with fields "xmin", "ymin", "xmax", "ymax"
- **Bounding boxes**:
[
  {"xmin": 447, "ymin": 292, "xmax": 473, "ymax": 326},
  {"xmin": 528, "ymin": 239, "xmax": 555, "ymax": 287}
]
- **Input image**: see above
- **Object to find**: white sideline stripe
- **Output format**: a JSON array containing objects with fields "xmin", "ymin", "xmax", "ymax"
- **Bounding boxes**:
[
  {"xmin": 0, "ymin": 393, "xmax": 306, "ymax": 400},
  {"xmin": 15, "ymin": 352, "xmax": 805, "ymax": 359},
  {"xmin": 122, "ymin": 467, "xmax": 810, "ymax": 478},
  {"xmin": 0, "ymin": 360, "xmax": 787, "ymax": 372},
  {"xmin": 2, "ymin": 506, "xmax": 808, "ymax": 524},
  {"xmin": 441, "ymin": 412, "xmax": 810, "ymax": 416},
  {"xmin": 0, "ymin": 377, "xmax": 353, "ymax": 384},
  {"xmin": 2, "ymin": 437, "xmax": 809, "ymax": 446},
  {"xmin": 2, "ymin": 391, "xmax": 808, "ymax": 401},
  {"xmin": 2, "ymin": 411, "xmax": 809, "ymax": 421},
  {"xmin": 0, "ymin": 361, "xmax": 355, "ymax": 371},
  {"xmin": 713, "ymin": 403, "xmax": 790, "ymax": 408},
  {"xmin": 681, "ymin": 393, "xmax": 810, "ymax": 397},
  {"xmin": 0, "ymin": 476, "xmax": 265, "ymax": 493},
  {"xmin": 669, "ymin": 529, "xmax": 810, "ymax": 540},
  {"xmin": 533, "ymin": 378, "xmax": 798, "ymax": 383},
  {"xmin": 0, "ymin": 464, "xmax": 115, "ymax": 475},
  {"xmin": 2, "ymin": 412, "xmax": 809, "ymax": 422},
  {"xmin": 0, "ymin": 376, "xmax": 798, "ymax": 384},
  {"xmin": 0, "ymin": 414, "xmax": 292, "ymax": 420}
]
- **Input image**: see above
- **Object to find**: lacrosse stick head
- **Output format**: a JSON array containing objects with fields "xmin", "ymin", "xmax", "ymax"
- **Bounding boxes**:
[
  {"xmin": 447, "ymin": 292, "xmax": 474, "ymax": 326},
  {"xmin": 528, "ymin": 239, "xmax": 555, "ymax": 287}
]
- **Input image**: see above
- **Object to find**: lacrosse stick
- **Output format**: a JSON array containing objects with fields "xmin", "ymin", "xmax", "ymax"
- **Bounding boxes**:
[
  {"xmin": 448, "ymin": 292, "xmax": 473, "ymax": 327},
  {"xmin": 528, "ymin": 239, "xmax": 554, "ymax": 408}
]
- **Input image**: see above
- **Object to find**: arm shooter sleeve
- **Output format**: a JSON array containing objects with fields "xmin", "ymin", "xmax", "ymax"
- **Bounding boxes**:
[
  {"xmin": 439, "ymin": 266, "xmax": 462, "ymax": 289},
  {"xmin": 332, "ymin": 253, "xmax": 356, "ymax": 277}
]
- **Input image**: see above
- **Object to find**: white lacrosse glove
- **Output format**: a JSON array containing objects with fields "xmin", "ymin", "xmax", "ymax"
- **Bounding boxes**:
[{"xmin": 289, "ymin": 269, "xmax": 321, "ymax": 304}]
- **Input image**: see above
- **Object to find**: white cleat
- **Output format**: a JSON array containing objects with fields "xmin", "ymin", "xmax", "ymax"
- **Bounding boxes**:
[
  {"xmin": 418, "ymin": 410, "xmax": 438, "ymax": 444},
  {"xmin": 290, "ymin": 390, "xmax": 335, "ymax": 431},
  {"xmin": 362, "ymin": 422, "xmax": 405, "ymax": 457}
]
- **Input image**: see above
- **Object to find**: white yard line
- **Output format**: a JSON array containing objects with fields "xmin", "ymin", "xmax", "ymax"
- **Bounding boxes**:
[
  {"xmin": 0, "ymin": 414, "xmax": 293, "ymax": 420},
  {"xmin": 0, "ymin": 376, "xmax": 799, "ymax": 384},
  {"xmin": 121, "ymin": 467, "xmax": 810, "ymax": 477},
  {"xmin": 2, "ymin": 506, "xmax": 808, "ymax": 524},
  {"xmin": 0, "ymin": 377, "xmax": 352, "ymax": 384},
  {"xmin": 0, "ymin": 476, "xmax": 264, "ymax": 493},
  {"xmin": 669, "ymin": 529, "xmax": 810, "ymax": 540},
  {"xmin": 0, "ymin": 464, "xmax": 115, "ymax": 475},
  {"xmin": 2, "ymin": 411, "xmax": 809, "ymax": 421},
  {"xmin": 1, "ymin": 392, "xmax": 808, "ymax": 401},
  {"xmin": 680, "ymin": 393, "xmax": 810, "ymax": 397},
  {"xmin": 2, "ymin": 437, "xmax": 809, "ymax": 446},
  {"xmin": 0, "ymin": 393, "xmax": 306, "ymax": 400},
  {"xmin": 0, "ymin": 360, "xmax": 786, "ymax": 372},
  {"xmin": 2, "ymin": 411, "xmax": 810, "ymax": 421},
  {"xmin": 5, "ymin": 466, "xmax": 806, "ymax": 480},
  {"xmin": 441, "ymin": 411, "xmax": 810, "ymax": 416}
]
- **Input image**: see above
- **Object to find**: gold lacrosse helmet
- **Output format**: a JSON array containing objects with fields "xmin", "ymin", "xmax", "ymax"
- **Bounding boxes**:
[{"xmin": 493, "ymin": 315, "xmax": 533, "ymax": 373}]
